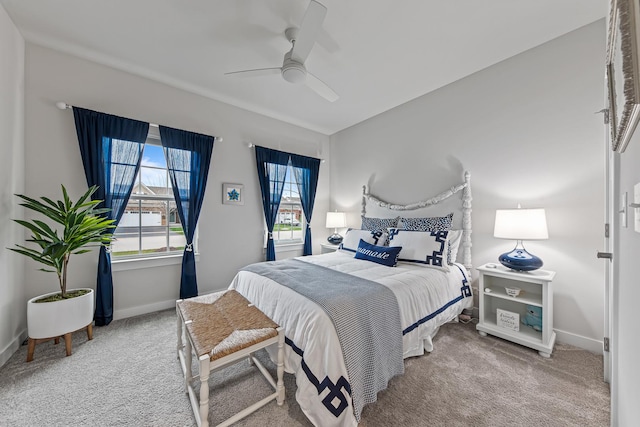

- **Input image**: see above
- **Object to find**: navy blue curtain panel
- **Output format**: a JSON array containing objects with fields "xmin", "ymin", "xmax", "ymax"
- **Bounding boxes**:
[
  {"xmin": 73, "ymin": 107, "xmax": 149, "ymax": 326},
  {"xmin": 159, "ymin": 125, "xmax": 215, "ymax": 299},
  {"xmin": 290, "ymin": 153, "xmax": 321, "ymax": 256},
  {"xmin": 255, "ymin": 146, "xmax": 290, "ymax": 261}
]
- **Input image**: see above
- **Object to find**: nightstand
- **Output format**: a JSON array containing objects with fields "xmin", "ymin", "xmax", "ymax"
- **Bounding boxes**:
[
  {"xmin": 476, "ymin": 263, "xmax": 556, "ymax": 357},
  {"xmin": 320, "ymin": 243, "xmax": 340, "ymax": 253}
]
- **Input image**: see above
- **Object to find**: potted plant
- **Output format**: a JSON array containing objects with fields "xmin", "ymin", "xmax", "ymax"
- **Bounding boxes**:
[{"xmin": 10, "ymin": 185, "xmax": 115, "ymax": 361}]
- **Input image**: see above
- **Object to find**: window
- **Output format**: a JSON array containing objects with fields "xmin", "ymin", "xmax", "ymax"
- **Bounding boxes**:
[
  {"xmin": 111, "ymin": 137, "xmax": 188, "ymax": 258},
  {"xmin": 273, "ymin": 165, "xmax": 304, "ymax": 245}
]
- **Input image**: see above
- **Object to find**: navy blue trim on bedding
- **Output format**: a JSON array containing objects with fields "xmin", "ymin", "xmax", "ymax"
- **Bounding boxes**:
[
  {"xmin": 402, "ymin": 264, "xmax": 471, "ymax": 335},
  {"xmin": 243, "ymin": 259, "xmax": 402, "ymax": 422},
  {"xmin": 285, "ymin": 336, "xmax": 351, "ymax": 417},
  {"xmin": 280, "ymin": 263, "xmax": 471, "ymax": 418}
]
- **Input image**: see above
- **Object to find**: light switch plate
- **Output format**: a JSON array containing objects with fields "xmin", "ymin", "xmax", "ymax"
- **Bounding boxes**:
[{"xmin": 635, "ymin": 183, "xmax": 640, "ymax": 233}]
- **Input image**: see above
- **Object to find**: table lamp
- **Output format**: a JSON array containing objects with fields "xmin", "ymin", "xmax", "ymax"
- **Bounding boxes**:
[
  {"xmin": 326, "ymin": 211, "xmax": 347, "ymax": 244},
  {"xmin": 494, "ymin": 207, "xmax": 548, "ymax": 271}
]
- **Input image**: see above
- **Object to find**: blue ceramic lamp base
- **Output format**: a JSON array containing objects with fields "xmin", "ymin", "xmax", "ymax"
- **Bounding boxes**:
[
  {"xmin": 327, "ymin": 233, "xmax": 343, "ymax": 245},
  {"xmin": 499, "ymin": 241, "xmax": 543, "ymax": 271}
]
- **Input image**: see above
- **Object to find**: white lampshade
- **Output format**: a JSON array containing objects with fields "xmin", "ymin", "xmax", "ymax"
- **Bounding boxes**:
[
  {"xmin": 494, "ymin": 208, "xmax": 548, "ymax": 240},
  {"xmin": 326, "ymin": 212, "xmax": 347, "ymax": 229}
]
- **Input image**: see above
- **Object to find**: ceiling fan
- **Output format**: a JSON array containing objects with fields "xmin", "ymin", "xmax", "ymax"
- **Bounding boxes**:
[{"xmin": 225, "ymin": 0, "xmax": 339, "ymax": 102}]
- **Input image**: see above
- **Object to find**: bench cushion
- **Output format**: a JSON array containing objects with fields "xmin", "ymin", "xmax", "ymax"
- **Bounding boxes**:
[{"xmin": 177, "ymin": 290, "xmax": 278, "ymax": 361}]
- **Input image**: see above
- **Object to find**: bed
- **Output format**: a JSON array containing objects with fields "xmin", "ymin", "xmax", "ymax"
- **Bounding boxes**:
[{"xmin": 228, "ymin": 172, "xmax": 473, "ymax": 427}]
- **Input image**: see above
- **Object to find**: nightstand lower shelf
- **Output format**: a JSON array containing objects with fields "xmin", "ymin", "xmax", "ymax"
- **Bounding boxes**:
[{"xmin": 476, "ymin": 313, "xmax": 556, "ymax": 357}]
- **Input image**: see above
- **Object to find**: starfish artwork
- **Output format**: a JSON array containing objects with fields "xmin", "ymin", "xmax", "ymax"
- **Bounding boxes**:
[{"xmin": 227, "ymin": 188, "xmax": 240, "ymax": 201}]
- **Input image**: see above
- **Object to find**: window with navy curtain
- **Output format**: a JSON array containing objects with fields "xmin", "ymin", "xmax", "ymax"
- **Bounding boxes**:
[
  {"xmin": 290, "ymin": 153, "xmax": 321, "ymax": 256},
  {"xmin": 73, "ymin": 107, "xmax": 149, "ymax": 326},
  {"xmin": 159, "ymin": 125, "xmax": 215, "ymax": 299},
  {"xmin": 255, "ymin": 146, "xmax": 321, "ymax": 260},
  {"xmin": 255, "ymin": 146, "xmax": 290, "ymax": 261}
]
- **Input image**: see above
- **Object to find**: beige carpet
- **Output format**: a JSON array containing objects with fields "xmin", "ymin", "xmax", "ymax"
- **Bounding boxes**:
[{"xmin": 0, "ymin": 309, "xmax": 609, "ymax": 426}]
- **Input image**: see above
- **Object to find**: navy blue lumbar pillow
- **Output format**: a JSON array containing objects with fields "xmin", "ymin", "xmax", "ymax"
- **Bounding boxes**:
[{"xmin": 354, "ymin": 239, "xmax": 402, "ymax": 267}]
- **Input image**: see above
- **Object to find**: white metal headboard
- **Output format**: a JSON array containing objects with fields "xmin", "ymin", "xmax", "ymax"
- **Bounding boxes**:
[{"xmin": 361, "ymin": 171, "xmax": 472, "ymax": 272}]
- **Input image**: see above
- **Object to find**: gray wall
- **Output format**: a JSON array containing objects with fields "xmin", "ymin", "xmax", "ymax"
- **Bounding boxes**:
[
  {"xmin": 22, "ymin": 44, "xmax": 330, "ymax": 320},
  {"xmin": 330, "ymin": 21, "xmax": 606, "ymax": 351},
  {"xmin": 0, "ymin": 7, "xmax": 26, "ymax": 366}
]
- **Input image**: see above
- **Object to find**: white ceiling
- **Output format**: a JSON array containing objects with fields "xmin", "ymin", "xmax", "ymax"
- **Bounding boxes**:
[{"xmin": 1, "ymin": 0, "xmax": 607, "ymax": 135}]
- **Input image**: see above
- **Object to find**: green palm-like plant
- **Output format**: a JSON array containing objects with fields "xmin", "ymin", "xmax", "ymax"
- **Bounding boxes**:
[{"xmin": 10, "ymin": 185, "xmax": 115, "ymax": 299}]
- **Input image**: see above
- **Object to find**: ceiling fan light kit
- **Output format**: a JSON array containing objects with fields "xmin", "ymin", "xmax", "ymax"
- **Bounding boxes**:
[
  {"xmin": 225, "ymin": 0, "xmax": 338, "ymax": 102},
  {"xmin": 282, "ymin": 51, "xmax": 307, "ymax": 84}
]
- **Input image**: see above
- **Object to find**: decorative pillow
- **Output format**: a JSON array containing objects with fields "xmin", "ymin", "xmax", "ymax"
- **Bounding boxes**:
[
  {"xmin": 354, "ymin": 239, "xmax": 402, "ymax": 267},
  {"xmin": 447, "ymin": 229, "xmax": 463, "ymax": 265},
  {"xmin": 339, "ymin": 228, "xmax": 387, "ymax": 253},
  {"xmin": 387, "ymin": 228, "xmax": 450, "ymax": 271},
  {"xmin": 400, "ymin": 213, "xmax": 453, "ymax": 232},
  {"xmin": 360, "ymin": 216, "xmax": 400, "ymax": 236}
]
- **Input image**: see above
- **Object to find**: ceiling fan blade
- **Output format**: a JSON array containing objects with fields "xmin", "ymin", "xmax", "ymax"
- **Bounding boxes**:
[
  {"xmin": 224, "ymin": 67, "xmax": 281, "ymax": 78},
  {"xmin": 316, "ymin": 28, "xmax": 340, "ymax": 54},
  {"xmin": 291, "ymin": 0, "xmax": 327, "ymax": 63},
  {"xmin": 305, "ymin": 72, "xmax": 339, "ymax": 102}
]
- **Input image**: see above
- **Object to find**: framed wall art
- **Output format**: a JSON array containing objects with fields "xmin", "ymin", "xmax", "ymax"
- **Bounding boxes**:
[
  {"xmin": 607, "ymin": 0, "xmax": 640, "ymax": 153},
  {"xmin": 222, "ymin": 183, "xmax": 244, "ymax": 205}
]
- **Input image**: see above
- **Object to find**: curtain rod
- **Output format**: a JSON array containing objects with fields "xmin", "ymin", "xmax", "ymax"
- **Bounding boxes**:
[
  {"xmin": 247, "ymin": 142, "xmax": 325, "ymax": 163},
  {"xmin": 55, "ymin": 102, "xmax": 222, "ymax": 142}
]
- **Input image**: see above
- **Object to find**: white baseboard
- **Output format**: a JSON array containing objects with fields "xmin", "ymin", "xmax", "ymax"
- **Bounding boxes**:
[
  {"xmin": 113, "ymin": 289, "xmax": 229, "ymax": 321},
  {"xmin": 470, "ymin": 304, "xmax": 603, "ymax": 355},
  {"xmin": 0, "ymin": 328, "xmax": 28, "ymax": 368},
  {"xmin": 554, "ymin": 328, "xmax": 603, "ymax": 354},
  {"xmin": 113, "ymin": 299, "xmax": 176, "ymax": 321}
]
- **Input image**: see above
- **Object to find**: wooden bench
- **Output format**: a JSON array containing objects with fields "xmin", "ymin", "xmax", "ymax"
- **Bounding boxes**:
[{"xmin": 176, "ymin": 290, "xmax": 285, "ymax": 427}]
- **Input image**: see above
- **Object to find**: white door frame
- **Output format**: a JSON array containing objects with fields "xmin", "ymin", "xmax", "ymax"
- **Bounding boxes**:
[
  {"xmin": 603, "ymin": 103, "xmax": 619, "ymax": 426},
  {"xmin": 603, "ymin": 112, "xmax": 613, "ymax": 384}
]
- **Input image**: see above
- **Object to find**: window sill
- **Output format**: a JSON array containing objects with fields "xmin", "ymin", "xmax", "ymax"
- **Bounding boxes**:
[
  {"xmin": 263, "ymin": 242, "xmax": 304, "ymax": 256},
  {"xmin": 112, "ymin": 253, "xmax": 198, "ymax": 272},
  {"xmin": 275, "ymin": 242, "xmax": 303, "ymax": 251}
]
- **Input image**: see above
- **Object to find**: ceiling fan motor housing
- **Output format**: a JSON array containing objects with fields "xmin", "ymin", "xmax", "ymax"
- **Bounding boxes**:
[
  {"xmin": 225, "ymin": 3, "xmax": 338, "ymax": 101},
  {"xmin": 282, "ymin": 51, "xmax": 307, "ymax": 84}
]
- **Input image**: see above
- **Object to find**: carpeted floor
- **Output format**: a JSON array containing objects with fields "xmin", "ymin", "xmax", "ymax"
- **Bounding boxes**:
[{"xmin": 0, "ymin": 309, "xmax": 609, "ymax": 426}]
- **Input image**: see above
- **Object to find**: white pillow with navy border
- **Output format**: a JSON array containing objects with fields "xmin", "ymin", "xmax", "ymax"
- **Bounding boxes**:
[{"xmin": 387, "ymin": 228, "xmax": 450, "ymax": 271}]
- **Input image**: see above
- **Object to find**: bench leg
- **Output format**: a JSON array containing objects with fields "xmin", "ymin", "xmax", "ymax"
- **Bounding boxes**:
[
  {"xmin": 184, "ymin": 323, "xmax": 192, "ymax": 392},
  {"xmin": 199, "ymin": 356, "xmax": 210, "ymax": 427},
  {"xmin": 276, "ymin": 329, "xmax": 285, "ymax": 405},
  {"xmin": 176, "ymin": 301, "xmax": 183, "ymax": 359}
]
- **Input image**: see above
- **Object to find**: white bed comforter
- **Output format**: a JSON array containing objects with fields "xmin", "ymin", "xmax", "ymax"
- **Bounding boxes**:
[{"xmin": 228, "ymin": 250, "xmax": 472, "ymax": 427}]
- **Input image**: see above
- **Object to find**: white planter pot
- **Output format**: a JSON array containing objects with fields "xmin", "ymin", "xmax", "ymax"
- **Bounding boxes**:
[{"xmin": 27, "ymin": 288, "xmax": 94, "ymax": 339}]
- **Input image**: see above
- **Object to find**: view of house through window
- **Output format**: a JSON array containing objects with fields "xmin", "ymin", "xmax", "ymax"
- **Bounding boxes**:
[
  {"xmin": 111, "ymin": 139, "xmax": 187, "ymax": 258},
  {"xmin": 274, "ymin": 165, "xmax": 304, "ymax": 245}
]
